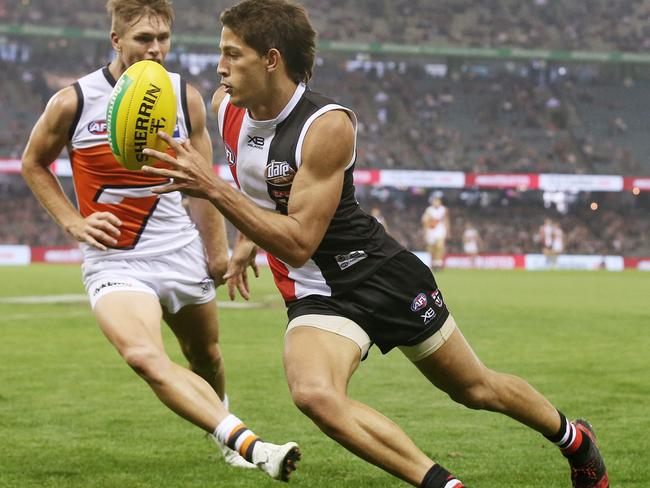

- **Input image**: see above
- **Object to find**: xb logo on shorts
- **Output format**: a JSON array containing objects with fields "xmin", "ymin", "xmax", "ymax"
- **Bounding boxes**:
[{"xmin": 420, "ymin": 308, "xmax": 436, "ymax": 324}]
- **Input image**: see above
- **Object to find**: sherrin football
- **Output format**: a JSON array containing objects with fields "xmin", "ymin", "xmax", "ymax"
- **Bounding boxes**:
[{"xmin": 106, "ymin": 60, "xmax": 177, "ymax": 170}]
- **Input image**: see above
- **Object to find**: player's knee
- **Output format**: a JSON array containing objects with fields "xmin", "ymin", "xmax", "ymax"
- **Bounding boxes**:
[
  {"xmin": 290, "ymin": 382, "xmax": 343, "ymax": 424},
  {"xmin": 448, "ymin": 379, "xmax": 497, "ymax": 411},
  {"xmin": 185, "ymin": 341, "xmax": 223, "ymax": 372},
  {"xmin": 121, "ymin": 346, "xmax": 169, "ymax": 383}
]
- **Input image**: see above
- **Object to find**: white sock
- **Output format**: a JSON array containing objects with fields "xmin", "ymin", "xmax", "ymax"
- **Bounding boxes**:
[{"xmin": 213, "ymin": 414, "xmax": 260, "ymax": 462}]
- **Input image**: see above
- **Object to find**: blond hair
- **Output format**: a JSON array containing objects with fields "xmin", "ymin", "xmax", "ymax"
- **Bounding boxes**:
[{"xmin": 106, "ymin": 0, "xmax": 174, "ymax": 36}]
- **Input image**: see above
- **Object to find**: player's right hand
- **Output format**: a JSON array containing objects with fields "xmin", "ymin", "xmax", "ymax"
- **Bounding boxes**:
[{"xmin": 67, "ymin": 212, "xmax": 122, "ymax": 251}]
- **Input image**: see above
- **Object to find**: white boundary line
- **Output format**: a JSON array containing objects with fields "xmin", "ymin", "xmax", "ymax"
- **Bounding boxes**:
[{"xmin": 0, "ymin": 294, "xmax": 276, "ymax": 308}]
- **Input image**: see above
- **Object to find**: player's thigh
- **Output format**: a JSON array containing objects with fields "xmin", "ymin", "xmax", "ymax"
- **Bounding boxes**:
[
  {"xmin": 411, "ymin": 315, "xmax": 488, "ymax": 394},
  {"xmin": 94, "ymin": 291, "xmax": 165, "ymax": 353},
  {"xmin": 284, "ymin": 325, "xmax": 361, "ymax": 394},
  {"xmin": 163, "ymin": 299, "xmax": 220, "ymax": 354}
]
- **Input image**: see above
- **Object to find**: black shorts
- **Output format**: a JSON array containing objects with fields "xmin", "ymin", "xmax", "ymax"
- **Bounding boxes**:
[{"xmin": 286, "ymin": 251, "xmax": 450, "ymax": 354}]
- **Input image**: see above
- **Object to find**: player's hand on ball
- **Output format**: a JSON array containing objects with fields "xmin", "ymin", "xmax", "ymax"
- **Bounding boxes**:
[
  {"xmin": 141, "ymin": 132, "xmax": 217, "ymax": 200},
  {"xmin": 68, "ymin": 212, "xmax": 122, "ymax": 251}
]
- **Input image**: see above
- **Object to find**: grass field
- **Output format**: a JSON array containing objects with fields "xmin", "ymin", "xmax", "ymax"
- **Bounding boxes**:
[{"xmin": 0, "ymin": 265, "xmax": 648, "ymax": 487}]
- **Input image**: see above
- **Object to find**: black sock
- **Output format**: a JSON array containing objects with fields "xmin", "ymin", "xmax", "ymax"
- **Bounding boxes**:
[
  {"xmin": 545, "ymin": 410, "xmax": 569, "ymax": 444},
  {"xmin": 420, "ymin": 464, "xmax": 463, "ymax": 488}
]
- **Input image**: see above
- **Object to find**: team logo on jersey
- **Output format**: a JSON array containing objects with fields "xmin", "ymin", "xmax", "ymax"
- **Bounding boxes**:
[
  {"xmin": 265, "ymin": 160, "xmax": 294, "ymax": 185},
  {"xmin": 431, "ymin": 290, "xmax": 443, "ymax": 307},
  {"xmin": 410, "ymin": 292, "xmax": 428, "ymax": 312},
  {"xmin": 335, "ymin": 250, "xmax": 368, "ymax": 270},
  {"xmin": 224, "ymin": 142, "xmax": 236, "ymax": 166},
  {"xmin": 88, "ymin": 119, "xmax": 108, "ymax": 135},
  {"xmin": 247, "ymin": 135, "xmax": 265, "ymax": 149},
  {"xmin": 265, "ymin": 160, "xmax": 295, "ymax": 208}
]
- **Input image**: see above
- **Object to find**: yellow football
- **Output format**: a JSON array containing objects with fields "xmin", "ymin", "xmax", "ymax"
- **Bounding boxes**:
[{"xmin": 106, "ymin": 60, "xmax": 177, "ymax": 170}]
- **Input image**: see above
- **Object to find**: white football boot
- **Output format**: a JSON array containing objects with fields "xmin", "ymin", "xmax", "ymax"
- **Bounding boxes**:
[
  {"xmin": 252, "ymin": 441, "xmax": 301, "ymax": 481},
  {"xmin": 209, "ymin": 434, "xmax": 256, "ymax": 469}
]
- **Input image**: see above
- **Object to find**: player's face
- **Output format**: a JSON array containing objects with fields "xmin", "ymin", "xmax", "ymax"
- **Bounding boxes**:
[
  {"xmin": 217, "ymin": 27, "xmax": 269, "ymax": 108},
  {"xmin": 114, "ymin": 14, "xmax": 171, "ymax": 67}
]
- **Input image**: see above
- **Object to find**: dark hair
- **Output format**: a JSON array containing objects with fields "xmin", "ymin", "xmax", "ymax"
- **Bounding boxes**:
[
  {"xmin": 107, "ymin": 0, "xmax": 174, "ymax": 36},
  {"xmin": 221, "ymin": 0, "xmax": 316, "ymax": 83}
]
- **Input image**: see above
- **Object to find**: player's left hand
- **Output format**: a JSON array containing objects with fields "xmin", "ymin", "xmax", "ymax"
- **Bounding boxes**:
[
  {"xmin": 223, "ymin": 241, "xmax": 259, "ymax": 301},
  {"xmin": 142, "ymin": 131, "xmax": 217, "ymax": 199}
]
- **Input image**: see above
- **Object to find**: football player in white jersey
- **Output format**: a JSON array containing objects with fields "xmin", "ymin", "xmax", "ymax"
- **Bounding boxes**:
[
  {"xmin": 462, "ymin": 222, "xmax": 482, "ymax": 268},
  {"xmin": 421, "ymin": 196, "xmax": 449, "ymax": 270},
  {"xmin": 21, "ymin": 0, "xmax": 298, "ymax": 481},
  {"xmin": 141, "ymin": 1, "xmax": 608, "ymax": 487},
  {"xmin": 539, "ymin": 218, "xmax": 558, "ymax": 269}
]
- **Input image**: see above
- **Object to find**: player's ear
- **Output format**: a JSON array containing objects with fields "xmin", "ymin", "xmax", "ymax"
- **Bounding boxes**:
[
  {"xmin": 265, "ymin": 48, "xmax": 281, "ymax": 73},
  {"xmin": 110, "ymin": 31, "xmax": 121, "ymax": 52}
]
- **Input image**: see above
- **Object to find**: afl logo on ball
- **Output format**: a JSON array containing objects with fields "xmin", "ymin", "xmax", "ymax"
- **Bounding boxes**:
[{"xmin": 88, "ymin": 119, "xmax": 108, "ymax": 135}]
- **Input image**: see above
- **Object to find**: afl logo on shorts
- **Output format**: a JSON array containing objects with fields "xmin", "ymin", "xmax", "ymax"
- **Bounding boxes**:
[
  {"xmin": 410, "ymin": 292, "xmax": 428, "ymax": 312},
  {"xmin": 88, "ymin": 119, "xmax": 108, "ymax": 135},
  {"xmin": 224, "ymin": 142, "xmax": 236, "ymax": 166}
]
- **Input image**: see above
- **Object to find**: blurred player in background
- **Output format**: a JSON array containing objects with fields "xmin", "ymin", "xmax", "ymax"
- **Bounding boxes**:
[
  {"xmin": 552, "ymin": 221, "xmax": 565, "ymax": 268},
  {"xmin": 141, "ymin": 1, "xmax": 608, "ymax": 487},
  {"xmin": 421, "ymin": 195, "xmax": 449, "ymax": 270},
  {"xmin": 462, "ymin": 222, "xmax": 482, "ymax": 268},
  {"xmin": 20, "ymin": 0, "xmax": 298, "ymax": 481},
  {"xmin": 539, "ymin": 217, "xmax": 559, "ymax": 269}
]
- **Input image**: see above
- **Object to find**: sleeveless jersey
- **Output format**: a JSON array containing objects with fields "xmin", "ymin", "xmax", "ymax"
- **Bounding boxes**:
[
  {"xmin": 423, "ymin": 205, "xmax": 447, "ymax": 231},
  {"xmin": 68, "ymin": 66, "xmax": 198, "ymax": 262},
  {"xmin": 217, "ymin": 83, "xmax": 403, "ymax": 302}
]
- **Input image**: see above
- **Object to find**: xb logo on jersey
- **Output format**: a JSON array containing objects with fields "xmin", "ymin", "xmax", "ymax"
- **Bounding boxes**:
[{"xmin": 247, "ymin": 135, "xmax": 265, "ymax": 149}]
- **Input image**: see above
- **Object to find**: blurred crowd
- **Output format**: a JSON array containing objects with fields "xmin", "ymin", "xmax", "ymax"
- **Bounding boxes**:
[
  {"xmin": 5, "ymin": 0, "xmax": 650, "ymax": 52},
  {"xmin": 3, "ymin": 174, "xmax": 649, "ymax": 257},
  {"xmin": 2, "ymin": 0, "xmax": 649, "ymax": 257},
  {"xmin": 1, "ymin": 51, "xmax": 648, "ymax": 176},
  {"xmin": 357, "ymin": 188, "xmax": 650, "ymax": 256}
]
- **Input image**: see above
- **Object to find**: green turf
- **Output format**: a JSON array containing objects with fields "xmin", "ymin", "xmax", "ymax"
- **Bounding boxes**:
[{"xmin": 0, "ymin": 265, "xmax": 648, "ymax": 487}]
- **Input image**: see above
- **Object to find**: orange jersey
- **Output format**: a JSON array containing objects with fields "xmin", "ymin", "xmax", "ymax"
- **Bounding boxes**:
[{"xmin": 69, "ymin": 66, "xmax": 198, "ymax": 261}]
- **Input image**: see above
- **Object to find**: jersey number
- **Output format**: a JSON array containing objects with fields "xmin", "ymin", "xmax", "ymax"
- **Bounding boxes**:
[{"xmin": 93, "ymin": 184, "xmax": 162, "ymax": 250}]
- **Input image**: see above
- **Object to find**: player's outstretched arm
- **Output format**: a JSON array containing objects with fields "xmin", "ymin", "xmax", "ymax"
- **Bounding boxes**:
[
  {"xmin": 142, "ymin": 109, "xmax": 354, "ymax": 268},
  {"xmin": 21, "ymin": 87, "xmax": 121, "ymax": 250}
]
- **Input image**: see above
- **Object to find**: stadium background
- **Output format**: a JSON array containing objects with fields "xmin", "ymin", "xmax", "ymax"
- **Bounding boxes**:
[
  {"xmin": 1, "ymin": 2, "xmax": 650, "ymax": 487},
  {"xmin": 1, "ymin": 0, "xmax": 650, "ymax": 268}
]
